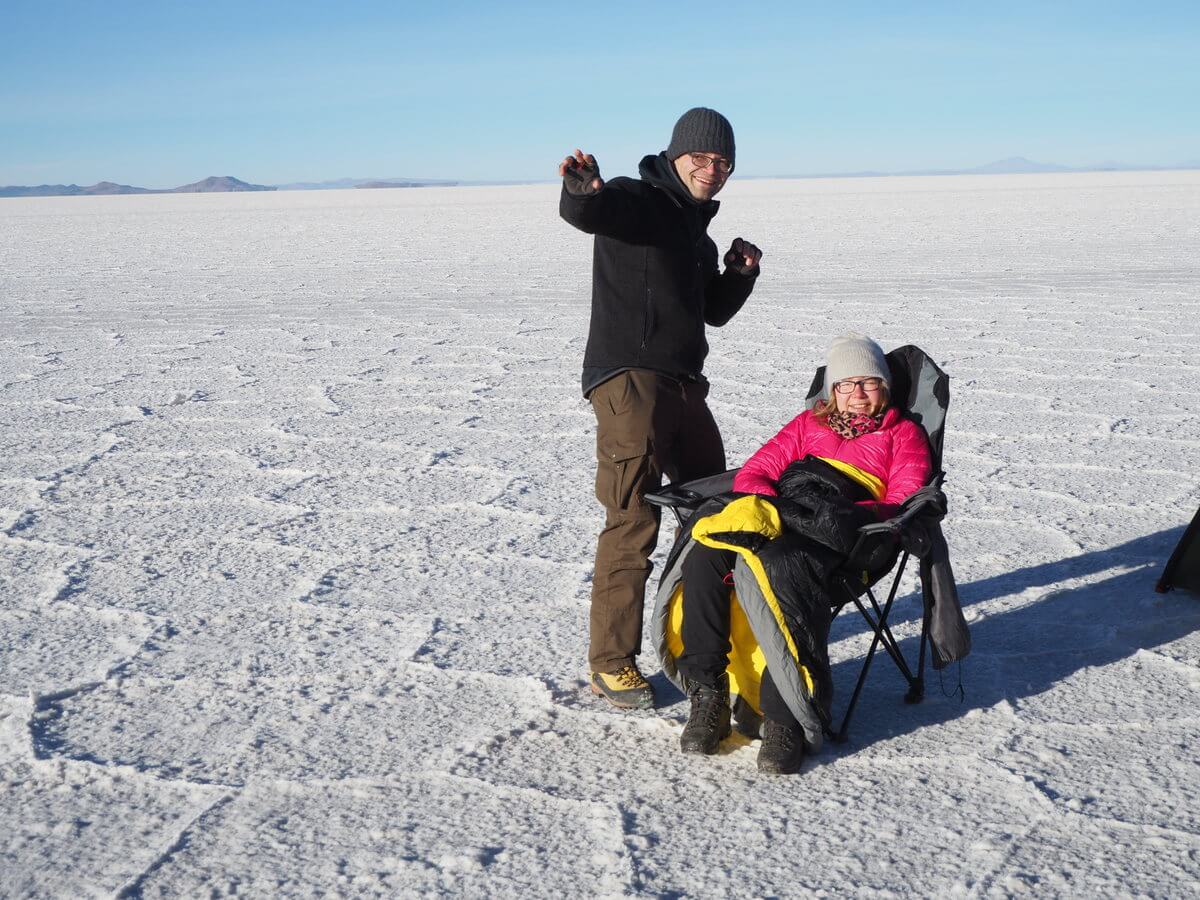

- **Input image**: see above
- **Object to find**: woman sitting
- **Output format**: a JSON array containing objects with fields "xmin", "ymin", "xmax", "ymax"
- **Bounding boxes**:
[{"xmin": 673, "ymin": 333, "xmax": 931, "ymax": 774}]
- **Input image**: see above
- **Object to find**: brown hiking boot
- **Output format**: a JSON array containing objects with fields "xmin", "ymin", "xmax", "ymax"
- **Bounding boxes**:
[{"xmin": 590, "ymin": 665, "xmax": 655, "ymax": 709}]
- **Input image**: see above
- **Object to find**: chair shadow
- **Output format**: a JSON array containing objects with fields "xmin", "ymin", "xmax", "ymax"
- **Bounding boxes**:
[
  {"xmin": 821, "ymin": 525, "xmax": 1200, "ymax": 754},
  {"xmin": 647, "ymin": 671, "xmax": 686, "ymax": 710},
  {"xmin": 866, "ymin": 527, "xmax": 1188, "ymax": 627}
]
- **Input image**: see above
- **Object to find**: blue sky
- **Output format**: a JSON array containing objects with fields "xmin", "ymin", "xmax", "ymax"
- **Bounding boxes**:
[{"xmin": 2, "ymin": 1, "xmax": 1197, "ymax": 186}]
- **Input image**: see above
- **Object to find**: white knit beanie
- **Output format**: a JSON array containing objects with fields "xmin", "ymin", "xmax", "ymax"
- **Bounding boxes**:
[{"xmin": 825, "ymin": 332, "xmax": 890, "ymax": 394}]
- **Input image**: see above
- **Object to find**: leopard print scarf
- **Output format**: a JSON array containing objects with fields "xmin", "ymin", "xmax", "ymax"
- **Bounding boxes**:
[{"xmin": 825, "ymin": 409, "xmax": 885, "ymax": 439}]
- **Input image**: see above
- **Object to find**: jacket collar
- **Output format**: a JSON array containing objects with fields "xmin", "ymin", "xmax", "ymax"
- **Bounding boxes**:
[{"xmin": 638, "ymin": 152, "xmax": 720, "ymax": 219}]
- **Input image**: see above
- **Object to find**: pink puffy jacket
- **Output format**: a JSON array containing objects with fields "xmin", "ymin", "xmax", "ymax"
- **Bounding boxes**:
[{"xmin": 732, "ymin": 407, "xmax": 932, "ymax": 519}]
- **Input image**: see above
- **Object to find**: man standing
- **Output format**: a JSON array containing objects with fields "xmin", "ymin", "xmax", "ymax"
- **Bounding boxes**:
[{"xmin": 559, "ymin": 107, "xmax": 763, "ymax": 709}]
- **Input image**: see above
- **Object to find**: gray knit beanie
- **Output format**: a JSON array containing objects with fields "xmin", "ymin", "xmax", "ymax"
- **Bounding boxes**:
[
  {"xmin": 825, "ymin": 333, "xmax": 890, "ymax": 394},
  {"xmin": 666, "ymin": 107, "xmax": 735, "ymax": 169}
]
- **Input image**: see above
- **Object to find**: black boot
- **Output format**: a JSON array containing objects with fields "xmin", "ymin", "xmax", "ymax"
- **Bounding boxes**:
[
  {"xmin": 757, "ymin": 717, "xmax": 805, "ymax": 775},
  {"xmin": 680, "ymin": 676, "xmax": 731, "ymax": 755}
]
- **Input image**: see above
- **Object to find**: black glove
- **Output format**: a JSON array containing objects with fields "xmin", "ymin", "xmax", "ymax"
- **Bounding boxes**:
[
  {"xmin": 723, "ymin": 237, "xmax": 762, "ymax": 275},
  {"xmin": 563, "ymin": 156, "xmax": 603, "ymax": 196}
]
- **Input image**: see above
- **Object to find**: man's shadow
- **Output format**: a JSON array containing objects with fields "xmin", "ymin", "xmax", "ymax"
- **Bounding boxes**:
[{"xmin": 823, "ymin": 525, "xmax": 1200, "ymax": 752}]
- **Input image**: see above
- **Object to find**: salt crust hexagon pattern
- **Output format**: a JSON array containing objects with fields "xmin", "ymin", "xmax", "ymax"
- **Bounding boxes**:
[{"xmin": 3, "ymin": 175, "xmax": 1200, "ymax": 895}]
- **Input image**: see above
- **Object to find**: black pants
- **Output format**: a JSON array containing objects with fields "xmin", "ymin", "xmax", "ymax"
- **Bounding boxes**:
[{"xmin": 677, "ymin": 543, "xmax": 800, "ymax": 728}]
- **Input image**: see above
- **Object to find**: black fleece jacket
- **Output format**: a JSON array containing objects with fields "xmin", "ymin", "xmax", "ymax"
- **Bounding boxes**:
[{"xmin": 560, "ymin": 152, "xmax": 758, "ymax": 396}]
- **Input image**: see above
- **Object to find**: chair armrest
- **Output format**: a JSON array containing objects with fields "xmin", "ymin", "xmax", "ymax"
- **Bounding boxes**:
[
  {"xmin": 643, "ymin": 485, "xmax": 707, "ymax": 510},
  {"xmin": 847, "ymin": 481, "xmax": 947, "ymax": 559},
  {"xmin": 643, "ymin": 468, "xmax": 741, "ymax": 511}
]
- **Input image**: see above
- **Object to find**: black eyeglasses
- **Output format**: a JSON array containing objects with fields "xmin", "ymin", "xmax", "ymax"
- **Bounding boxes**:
[
  {"xmin": 833, "ymin": 377, "xmax": 884, "ymax": 394},
  {"xmin": 688, "ymin": 153, "xmax": 733, "ymax": 174}
]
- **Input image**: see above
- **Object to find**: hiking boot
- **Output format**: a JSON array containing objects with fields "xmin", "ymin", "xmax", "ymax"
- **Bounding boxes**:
[
  {"xmin": 591, "ymin": 665, "xmax": 655, "ymax": 710},
  {"xmin": 757, "ymin": 718, "xmax": 806, "ymax": 775},
  {"xmin": 680, "ymin": 677, "xmax": 731, "ymax": 755}
]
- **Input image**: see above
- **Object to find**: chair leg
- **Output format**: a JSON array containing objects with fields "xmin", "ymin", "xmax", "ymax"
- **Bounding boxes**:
[
  {"xmin": 833, "ymin": 551, "xmax": 928, "ymax": 739},
  {"xmin": 855, "ymin": 553, "xmax": 918, "ymax": 685},
  {"xmin": 858, "ymin": 592, "xmax": 916, "ymax": 683},
  {"xmin": 904, "ymin": 609, "xmax": 931, "ymax": 704}
]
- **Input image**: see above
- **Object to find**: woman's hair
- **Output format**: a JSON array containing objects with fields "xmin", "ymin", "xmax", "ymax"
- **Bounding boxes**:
[{"xmin": 813, "ymin": 385, "xmax": 890, "ymax": 420}]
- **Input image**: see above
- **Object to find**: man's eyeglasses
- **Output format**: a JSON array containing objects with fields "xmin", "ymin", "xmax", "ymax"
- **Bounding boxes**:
[
  {"xmin": 833, "ymin": 377, "xmax": 884, "ymax": 394},
  {"xmin": 688, "ymin": 153, "xmax": 733, "ymax": 174}
]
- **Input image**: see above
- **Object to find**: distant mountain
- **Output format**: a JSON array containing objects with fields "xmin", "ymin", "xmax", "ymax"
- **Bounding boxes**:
[
  {"xmin": 274, "ymin": 177, "xmax": 366, "ymax": 190},
  {"xmin": 750, "ymin": 156, "xmax": 1200, "ymax": 181},
  {"xmin": 967, "ymin": 156, "xmax": 1073, "ymax": 174},
  {"xmin": 0, "ymin": 181, "xmax": 152, "ymax": 197},
  {"xmin": 0, "ymin": 175, "xmax": 275, "ymax": 198},
  {"xmin": 354, "ymin": 180, "xmax": 459, "ymax": 189},
  {"xmin": 7, "ymin": 158, "xmax": 1198, "ymax": 199},
  {"xmin": 169, "ymin": 175, "xmax": 274, "ymax": 193},
  {"xmin": 274, "ymin": 176, "xmax": 460, "ymax": 190}
]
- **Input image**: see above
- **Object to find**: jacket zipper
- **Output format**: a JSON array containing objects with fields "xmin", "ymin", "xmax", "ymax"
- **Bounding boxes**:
[{"xmin": 641, "ymin": 246, "xmax": 652, "ymax": 349}]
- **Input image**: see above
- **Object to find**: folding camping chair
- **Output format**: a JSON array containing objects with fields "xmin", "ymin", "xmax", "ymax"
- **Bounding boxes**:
[{"xmin": 645, "ymin": 345, "xmax": 953, "ymax": 743}]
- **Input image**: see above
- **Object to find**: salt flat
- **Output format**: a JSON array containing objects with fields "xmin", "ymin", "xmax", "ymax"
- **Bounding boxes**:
[{"xmin": 2, "ymin": 171, "xmax": 1199, "ymax": 897}]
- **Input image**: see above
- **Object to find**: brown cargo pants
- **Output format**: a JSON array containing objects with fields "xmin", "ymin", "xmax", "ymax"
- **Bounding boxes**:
[{"xmin": 588, "ymin": 369, "xmax": 726, "ymax": 673}]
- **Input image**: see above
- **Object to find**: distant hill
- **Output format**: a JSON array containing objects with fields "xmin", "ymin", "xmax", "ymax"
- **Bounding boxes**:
[
  {"xmin": 8, "ymin": 159, "xmax": 1198, "ymax": 199},
  {"xmin": 0, "ymin": 181, "xmax": 152, "ymax": 197},
  {"xmin": 275, "ymin": 176, "xmax": 460, "ymax": 190},
  {"xmin": 749, "ymin": 157, "xmax": 1200, "ymax": 181},
  {"xmin": 169, "ymin": 176, "xmax": 275, "ymax": 193},
  {"xmin": 354, "ymin": 180, "xmax": 459, "ymax": 189},
  {"xmin": 967, "ymin": 156, "xmax": 1074, "ymax": 174},
  {"xmin": 0, "ymin": 175, "xmax": 275, "ymax": 198}
]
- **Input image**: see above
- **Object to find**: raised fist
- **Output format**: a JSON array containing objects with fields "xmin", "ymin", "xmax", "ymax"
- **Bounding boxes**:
[{"xmin": 724, "ymin": 237, "xmax": 762, "ymax": 275}]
